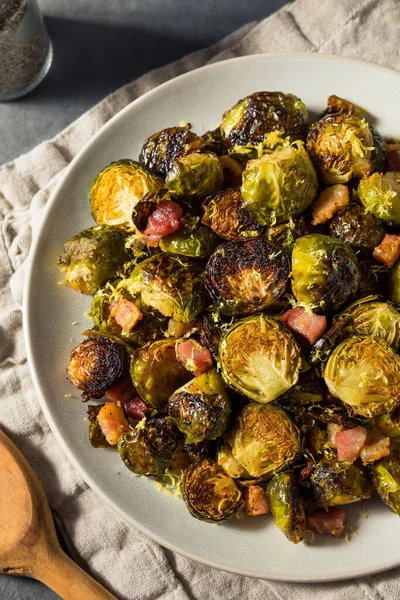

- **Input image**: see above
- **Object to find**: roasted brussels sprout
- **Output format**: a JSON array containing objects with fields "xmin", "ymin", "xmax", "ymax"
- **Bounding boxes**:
[
  {"xmin": 358, "ymin": 260, "xmax": 389, "ymax": 297},
  {"xmin": 291, "ymin": 234, "xmax": 359, "ymax": 312},
  {"xmin": 67, "ymin": 335, "xmax": 128, "ymax": 399},
  {"xmin": 184, "ymin": 440, "xmax": 218, "ymax": 462},
  {"xmin": 324, "ymin": 335, "xmax": 400, "ymax": 417},
  {"xmin": 90, "ymin": 160, "xmax": 163, "ymax": 232},
  {"xmin": 218, "ymin": 403, "xmax": 301, "ymax": 479},
  {"xmin": 267, "ymin": 471, "xmax": 306, "ymax": 543},
  {"xmin": 371, "ymin": 438, "xmax": 400, "ymax": 513},
  {"xmin": 139, "ymin": 125, "xmax": 205, "ymax": 177},
  {"xmin": 182, "ymin": 458, "xmax": 243, "ymax": 522},
  {"xmin": 117, "ymin": 417, "xmax": 178, "ymax": 476},
  {"xmin": 91, "ymin": 283, "xmax": 168, "ymax": 348},
  {"xmin": 130, "ymin": 338, "xmax": 191, "ymax": 408},
  {"xmin": 343, "ymin": 295, "xmax": 400, "ymax": 351},
  {"xmin": 122, "ymin": 253, "xmax": 207, "ymax": 323},
  {"xmin": 57, "ymin": 225, "xmax": 129, "ymax": 295},
  {"xmin": 202, "ymin": 188, "xmax": 263, "ymax": 240},
  {"xmin": 165, "ymin": 152, "xmax": 223, "ymax": 201},
  {"xmin": 220, "ymin": 91, "xmax": 308, "ymax": 148},
  {"xmin": 306, "ymin": 114, "xmax": 381, "ymax": 184},
  {"xmin": 167, "ymin": 368, "xmax": 230, "ymax": 444},
  {"xmin": 205, "ymin": 237, "xmax": 290, "ymax": 315},
  {"xmin": 201, "ymin": 127, "xmax": 227, "ymax": 156},
  {"xmin": 389, "ymin": 258, "xmax": 400, "ymax": 306},
  {"xmin": 88, "ymin": 405, "xmax": 109, "ymax": 448},
  {"xmin": 329, "ymin": 203, "xmax": 384, "ymax": 254},
  {"xmin": 267, "ymin": 217, "xmax": 311, "ymax": 252},
  {"xmin": 358, "ymin": 172, "xmax": 400, "ymax": 226},
  {"xmin": 240, "ymin": 142, "xmax": 318, "ymax": 226},
  {"xmin": 375, "ymin": 408, "xmax": 400, "ymax": 438},
  {"xmin": 322, "ymin": 95, "xmax": 364, "ymax": 118},
  {"xmin": 219, "ymin": 314, "xmax": 301, "ymax": 403},
  {"xmin": 159, "ymin": 223, "xmax": 220, "ymax": 258},
  {"xmin": 311, "ymin": 459, "xmax": 372, "ymax": 506}
]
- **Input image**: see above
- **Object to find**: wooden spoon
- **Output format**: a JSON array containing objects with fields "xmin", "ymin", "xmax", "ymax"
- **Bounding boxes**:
[{"xmin": 0, "ymin": 428, "xmax": 117, "ymax": 599}]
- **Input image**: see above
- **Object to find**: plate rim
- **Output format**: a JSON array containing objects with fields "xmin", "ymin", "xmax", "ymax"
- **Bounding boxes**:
[{"xmin": 23, "ymin": 51, "xmax": 400, "ymax": 583}]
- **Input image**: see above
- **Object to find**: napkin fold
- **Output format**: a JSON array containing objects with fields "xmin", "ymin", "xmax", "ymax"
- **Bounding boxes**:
[{"xmin": 1, "ymin": 0, "xmax": 400, "ymax": 598}]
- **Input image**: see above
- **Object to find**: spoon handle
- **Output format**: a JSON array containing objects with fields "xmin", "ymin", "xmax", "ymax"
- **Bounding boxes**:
[{"xmin": 34, "ymin": 547, "xmax": 117, "ymax": 600}]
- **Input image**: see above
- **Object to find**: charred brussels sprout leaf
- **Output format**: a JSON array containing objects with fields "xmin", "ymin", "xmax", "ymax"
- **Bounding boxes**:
[
  {"xmin": 329, "ymin": 203, "xmax": 384, "ymax": 254},
  {"xmin": 358, "ymin": 172, "xmax": 400, "ymax": 226},
  {"xmin": 324, "ymin": 335, "xmax": 400, "ymax": 417},
  {"xmin": 90, "ymin": 160, "xmax": 163, "ymax": 232},
  {"xmin": 306, "ymin": 114, "xmax": 377, "ymax": 184},
  {"xmin": 139, "ymin": 126, "xmax": 205, "ymax": 177},
  {"xmin": 117, "ymin": 417, "xmax": 178, "ymax": 476},
  {"xmin": 159, "ymin": 224, "xmax": 220, "ymax": 258},
  {"xmin": 205, "ymin": 237, "xmax": 290, "ymax": 316},
  {"xmin": 240, "ymin": 142, "xmax": 318, "ymax": 227},
  {"xmin": 371, "ymin": 438, "xmax": 400, "ymax": 513},
  {"xmin": 291, "ymin": 234, "xmax": 359, "ymax": 312},
  {"xmin": 219, "ymin": 314, "xmax": 301, "ymax": 403},
  {"xmin": 221, "ymin": 91, "xmax": 308, "ymax": 148},
  {"xmin": 67, "ymin": 336, "xmax": 128, "ymax": 400},
  {"xmin": 57, "ymin": 225, "xmax": 129, "ymax": 295},
  {"xmin": 165, "ymin": 152, "xmax": 223, "ymax": 201},
  {"xmin": 88, "ymin": 405, "xmax": 110, "ymax": 448},
  {"xmin": 322, "ymin": 95, "xmax": 364, "ymax": 118},
  {"xmin": 311, "ymin": 459, "xmax": 372, "ymax": 506},
  {"xmin": 122, "ymin": 253, "xmax": 207, "ymax": 323},
  {"xmin": 389, "ymin": 258, "xmax": 400, "ymax": 306},
  {"xmin": 218, "ymin": 403, "xmax": 300, "ymax": 479},
  {"xmin": 182, "ymin": 458, "xmax": 243, "ymax": 522},
  {"xmin": 91, "ymin": 283, "xmax": 168, "ymax": 348},
  {"xmin": 267, "ymin": 471, "xmax": 306, "ymax": 543},
  {"xmin": 167, "ymin": 368, "xmax": 230, "ymax": 444},
  {"xmin": 131, "ymin": 338, "xmax": 191, "ymax": 408},
  {"xmin": 202, "ymin": 188, "xmax": 263, "ymax": 240}
]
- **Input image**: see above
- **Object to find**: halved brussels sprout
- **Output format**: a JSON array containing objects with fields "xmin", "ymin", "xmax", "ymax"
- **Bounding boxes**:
[
  {"xmin": 130, "ymin": 338, "xmax": 191, "ymax": 408},
  {"xmin": 219, "ymin": 314, "xmax": 301, "ymax": 403},
  {"xmin": 371, "ymin": 438, "xmax": 400, "ymax": 513},
  {"xmin": 389, "ymin": 258, "xmax": 400, "ymax": 306},
  {"xmin": 240, "ymin": 142, "xmax": 318, "ymax": 226},
  {"xmin": 329, "ymin": 203, "xmax": 384, "ymax": 254},
  {"xmin": 343, "ymin": 295, "xmax": 400, "ymax": 351},
  {"xmin": 306, "ymin": 114, "xmax": 381, "ymax": 184},
  {"xmin": 291, "ymin": 234, "xmax": 359, "ymax": 312},
  {"xmin": 91, "ymin": 283, "xmax": 168, "ymax": 348},
  {"xmin": 202, "ymin": 188, "xmax": 263, "ymax": 240},
  {"xmin": 90, "ymin": 160, "xmax": 163, "ymax": 231},
  {"xmin": 358, "ymin": 172, "xmax": 400, "ymax": 226},
  {"xmin": 324, "ymin": 335, "xmax": 400, "ymax": 417},
  {"xmin": 267, "ymin": 471, "xmax": 306, "ymax": 544},
  {"xmin": 167, "ymin": 368, "xmax": 230, "ymax": 444},
  {"xmin": 205, "ymin": 237, "xmax": 290, "ymax": 315},
  {"xmin": 218, "ymin": 403, "xmax": 300, "ymax": 479},
  {"xmin": 121, "ymin": 253, "xmax": 207, "ymax": 323},
  {"xmin": 311, "ymin": 459, "xmax": 372, "ymax": 506},
  {"xmin": 88, "ymin": 405, "xmax": 110, "ymax": 448},
  {"xmin": 182, "ymin": 458, "xmax": 243, "ymax": 522},
  {"xmin": 117, "ymin": 417, "xmax": 178, "ymax": 476},
  {"xmin": 165, "ymin": 152, "xmax": 223, "ymax": 201},
  {"xmin": 159, "ymin": 224, "xmax": 220, "ymax": 258},
  {"xmin": 220, "ymin": 91, "xmax": 308, "ymax": 148},
  {"xmin": 67, "ymin": 335, "xmax": 128, "ymax": 400},
  {"xmin": 139, "ymin": 126, "xmax": 205, "ymax": 177},
  {"xmin": 57, "ymin": 225, "xmax": 129, "ymax": 295}
]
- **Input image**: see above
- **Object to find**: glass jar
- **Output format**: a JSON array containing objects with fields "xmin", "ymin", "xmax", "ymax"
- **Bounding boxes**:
[{"xmin": 0, "ymin": 0, "xmax": 52, "ymax": 101}]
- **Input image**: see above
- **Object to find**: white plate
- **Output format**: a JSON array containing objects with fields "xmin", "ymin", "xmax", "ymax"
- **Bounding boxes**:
[{"xmin": 24, "ymin": 53, "xmax": 400, "ymax": 582}]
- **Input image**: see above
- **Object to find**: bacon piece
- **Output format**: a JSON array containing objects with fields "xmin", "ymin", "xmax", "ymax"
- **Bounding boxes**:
[
  {"xmin": 326, "ymin": 423, "xmax": 344, "ymax": 449},
  {"xmin": 176, "ymin": 339, "xmax": 213, "ymax": 376},
  {"xmin": 105, "ymin": 378, "xmax": 136, "ymax": 403},
  {"xmin": 307, "ymin": 507, "xmax": 346, "ymax": 537},
  {"xmin": 336, "ymin": 426, "xmax": 367, "ymax": 462},
  {"xmin": 244, "ymin": 485, "xmax": 270, "ymax": 516},
  {"xmin": 143, "ymin": 200, "xmax": 183, "ymax": 245},
  {"xmin": 124, "ymin": 397, "xmax": 149, "ymax": 423},
  {"xmin": 311, "ymin": 184, "xmax": 349, "ymax": 226},
  {"xmin": 279, "ymin": 307, "xmax": 327, "ymax": 345},
  {"xmin": 97, "ymin": 402, "xmax": 129, "ymax": 445},
  {"xmin": 109, "ymin": 298, "xmax": 143, "ymax": 333},
  {"xmin": 360, "ymin": 431, "xmax": 390, "ymax": 463},
  {"xmin": 372, "ymin": 233, "xmax": 400, "ymax": 268}
]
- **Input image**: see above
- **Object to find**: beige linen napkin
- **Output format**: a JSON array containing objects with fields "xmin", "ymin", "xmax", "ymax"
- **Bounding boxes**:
[{"xmin": 1, "ymin": 0, "xmax": 400, "ymax": 598}]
